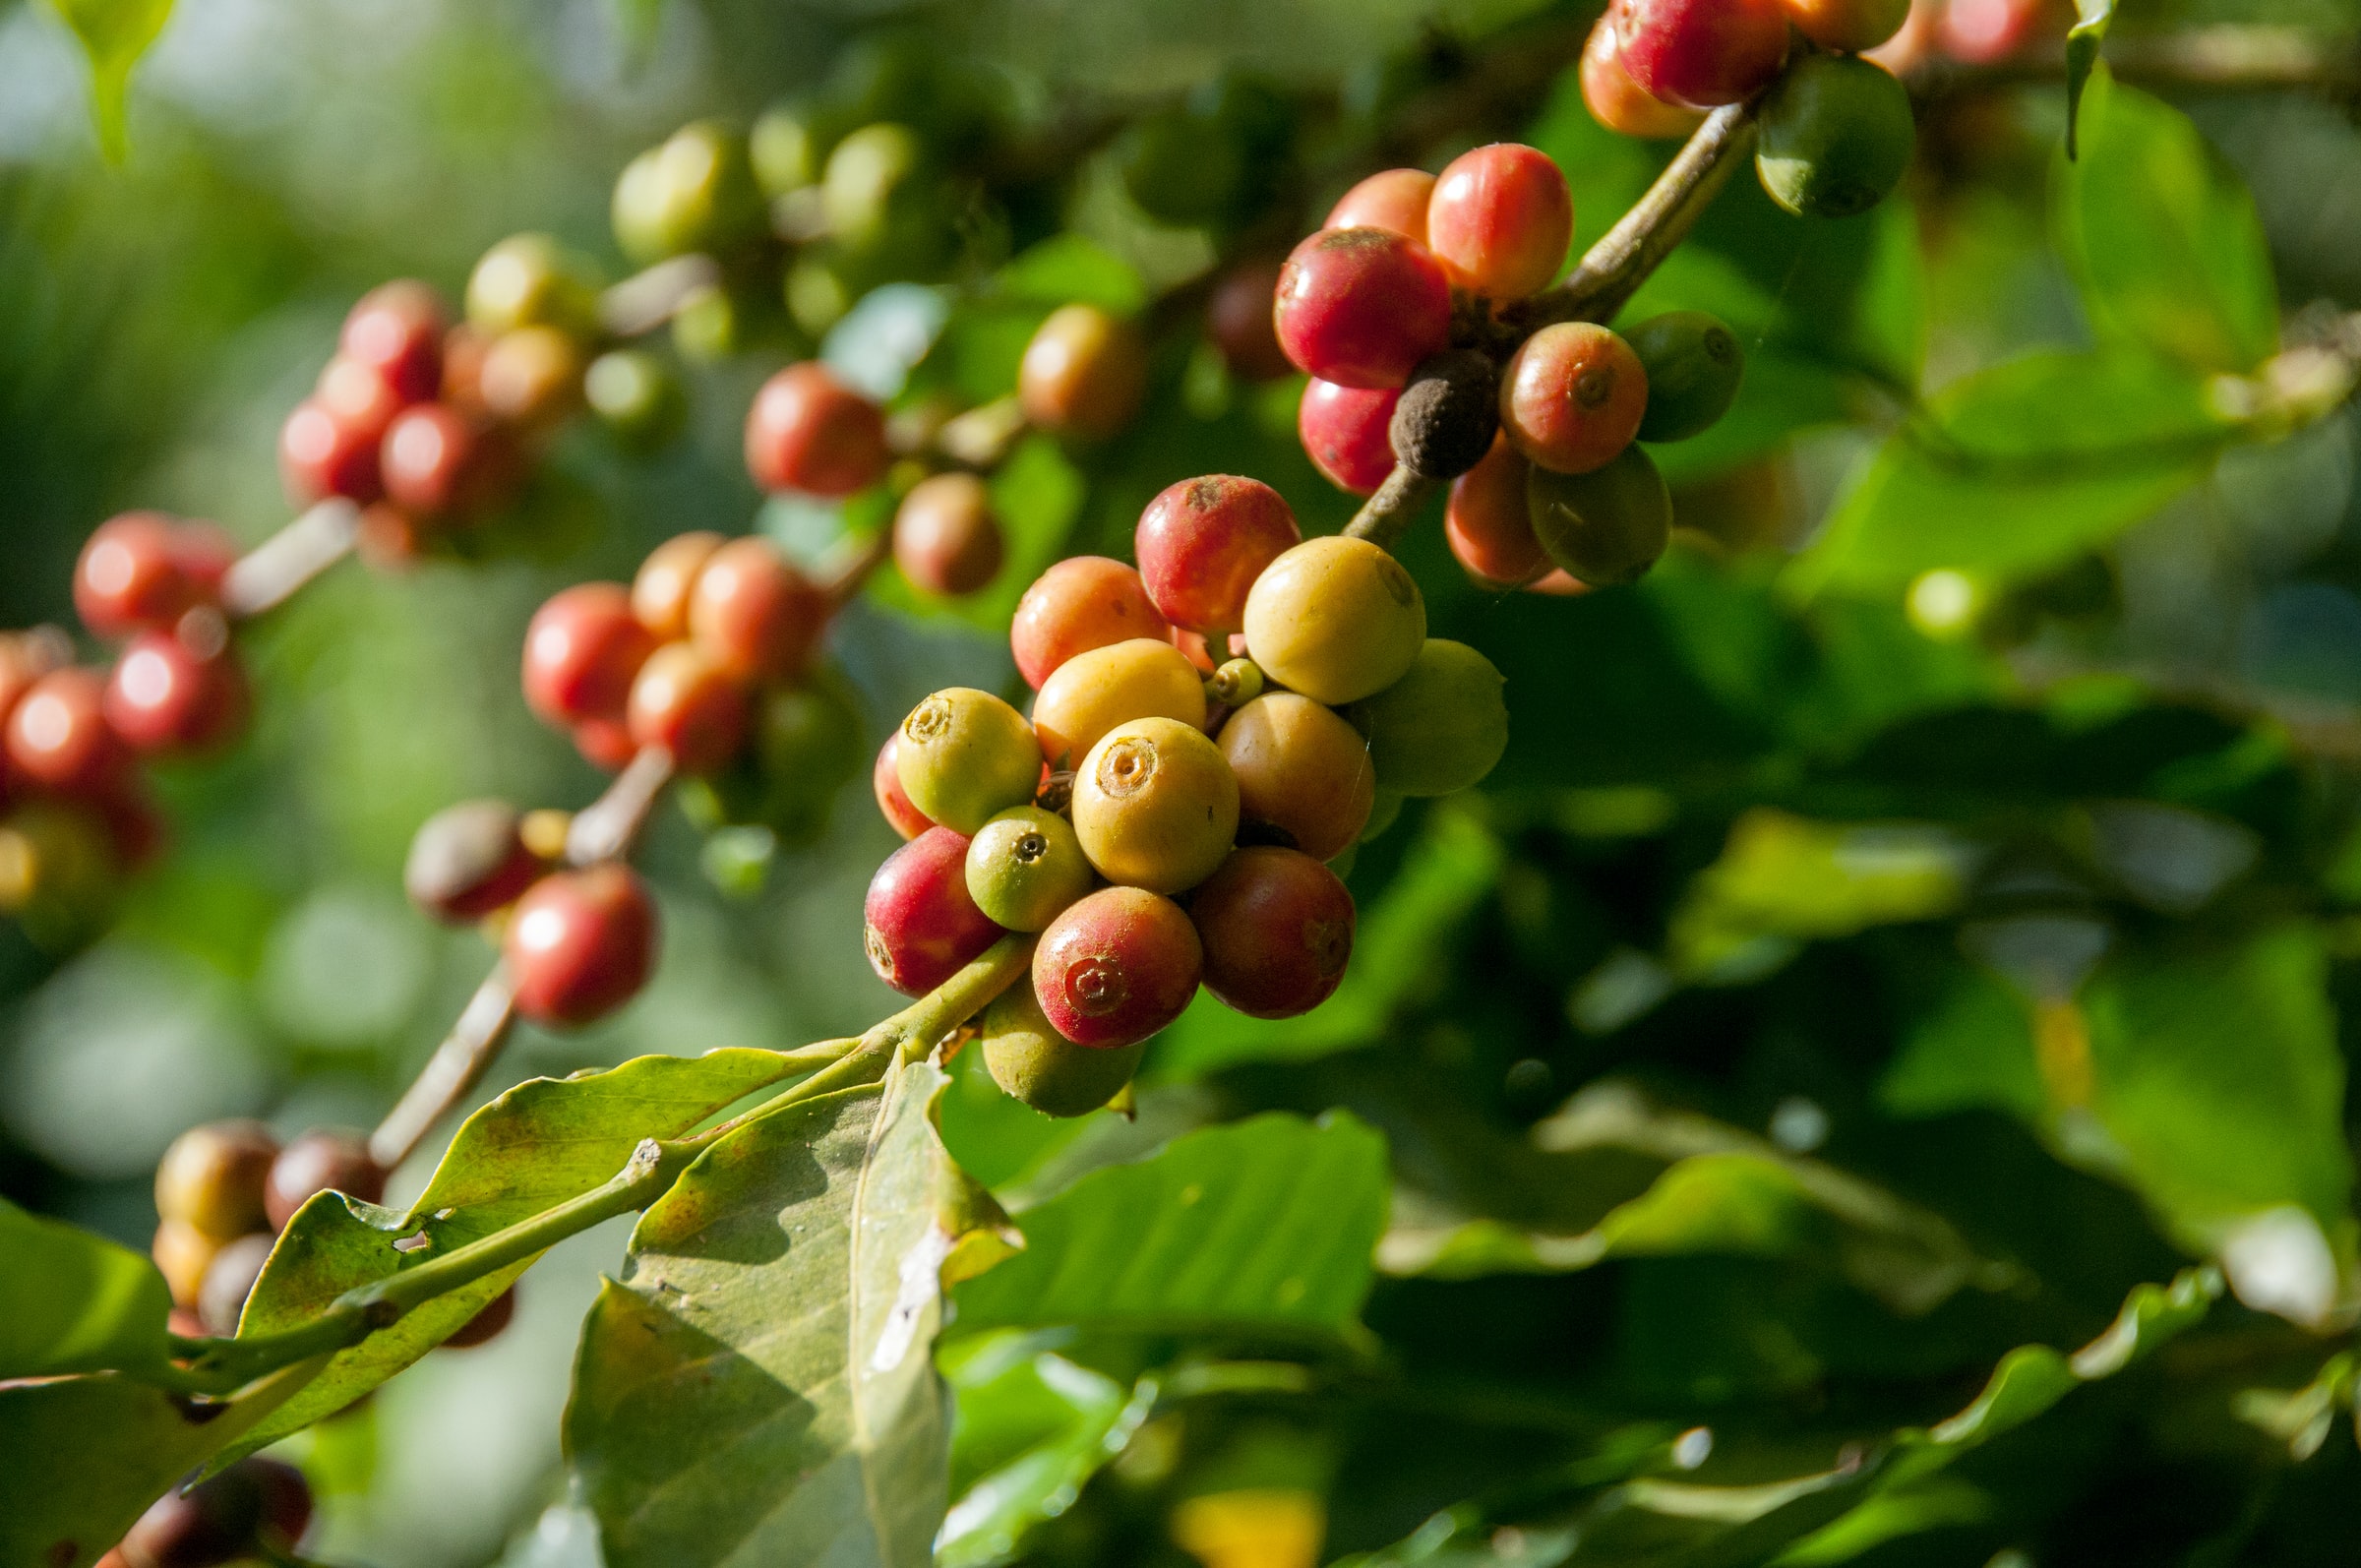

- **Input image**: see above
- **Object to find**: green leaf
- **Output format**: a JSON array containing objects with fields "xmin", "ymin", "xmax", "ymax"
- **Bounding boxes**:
[
  {"xmin": 2063, "ymin": 0, "xmax": 2115, "ymax": 157},
  {"xmin": 992, "ymin": 234, "xmax": 1148, "ymax": 314},
  {"xmin": 2057, "ymin": 73, "xmax": 2279, "ymax": 373},
  {"xmin": 218, "ymin": 1047, "xmax": 809, "ymax": 1465},
  {"xmin": 0, "ymin": 1197, "xmax": 172, "ymax": 1379},
  {"xmin": 949, "ymin": 1112, "xmax": 1389, "ymax": 1342},
  {"xmin": 938, "ymin": 1339, "xmax": 1155, "ymax": 1568},
  {"xmin": 47, "ymin": 0, "xmax": 173, "ymax": 161},
  {"xmin": 569, "ymin": 1060, "xmax": 968, "ymax": 1568}
]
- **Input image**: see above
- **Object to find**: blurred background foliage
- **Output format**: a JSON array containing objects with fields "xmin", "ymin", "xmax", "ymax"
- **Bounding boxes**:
[{"xmin": 11, "ymin": 0, "xmax": 2361, "ymax": 1563}]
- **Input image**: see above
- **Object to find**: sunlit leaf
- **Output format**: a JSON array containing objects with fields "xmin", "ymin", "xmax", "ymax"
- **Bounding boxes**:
[
  {"xmin": 47, "ymin": 0, "xmax": 173, "ymax": 161},
  {"xmin": 2063, "ymin": 0, "xmax": 2115, "ymax": 157},
  {"xmin": 0, "ymin": 1197, "xmax": 172, "ymax": 1380},
  {"xmin": 938, "ymin": 1338, "xmax": 1155, "ymax": 1568}
]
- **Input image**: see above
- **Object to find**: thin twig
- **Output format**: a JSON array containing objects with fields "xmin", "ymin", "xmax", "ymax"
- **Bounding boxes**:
[
  {"xmin": 1342, "ymin": 468, "xmax": 1440, "ymax": 549},
  {"xmin": 820, "ymin": 525, "xmax": 896, "ymax": 608},
  {"xmin": 598, "ymin": 254, "xmax": 724, "ymax": 339},
  {"xmin": 220, "ymin": 501, "xmax": 362, "ymax": 620},
  {"xmin": 565, "ymin": 744, "xmax": 677, "ymax": 867},
  {"xmin": 1909, "ymin": 25, "xmax": 2361, "ymax": 99}
]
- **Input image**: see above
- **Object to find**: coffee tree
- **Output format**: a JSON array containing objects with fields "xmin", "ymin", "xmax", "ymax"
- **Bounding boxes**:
[{"xmin": 8, "ymin": 0, "xmax": 2361, "ymax": 1563}]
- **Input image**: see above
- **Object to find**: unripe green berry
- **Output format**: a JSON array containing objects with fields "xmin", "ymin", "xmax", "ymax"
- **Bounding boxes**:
[
  {"xmin": 466, "ymin": 234, "xmax": 601, "ymax": 340},
  {"xmin": 1389, "ymin": 350, "xmax": 1500, "ymax": 480},
  {"xmin": 823, "ymin": 122, "xmax": 931, "ymax": 252},
  {"xmin": 612, "ymin": 121, "xmax": 766, "ymax": 266},
  {"xmin": 683, "ymin": 671, "xmax": 869, "ymax": 845},
  {"xmin": 1207, "ymin": 658, "xmax": 1263, "ymax": 708},
  {"xmin": 752, "ymin": 100, "xmax": 831, "ymax": 197},
  {"xmin": 1241, "ymin": 536, "xmax": 1426, "ymax": 706},
  {"xmin": 1626, "ymin": 312, "xmax": 1744, "ymax": 443},
  {"xmin": 1349, "ymin": 639, "xmax": 1509, "ymax": 798},
  {"xmin": 1756, "ymin": 53, "xmax": 1915, "ymax": 219},
  {"xmin": 897, "ymin": 688, "xmax": 1041, "ymax": 835},
  {"xmin": 1526, "ymin": 443, "xmax": 1672, "ymax": 586},
  {"xmin": 965, "ymin": 806, "xmax": 1095, "ymax": 933},
  {"xmin": 981, "ymin": 980, "xmax": 1146, "ymax": 1118},
  {"xmin": 585, "ymin": 350, "xmax": 687, "ymax": 451},
  {"xmin": 1362, "ymin": 788, "xmax": 1406, "ymax": 843}
]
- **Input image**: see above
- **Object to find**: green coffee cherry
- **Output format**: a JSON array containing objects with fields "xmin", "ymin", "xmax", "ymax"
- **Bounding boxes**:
[
  {"xmin": 584, "ymin": 350, "xmax": 686, "ymax": 451},
  {"xmin": 1119, "ymin": 109, "xmax": 1248, "ymax": 226},
  {"xmin": 1362, "ymin": 789, "xmax": 1405, "ymax": 844},
  {"xmin": 1526, "ymin": 444, "xmax": 1672, "ymax": 586},
  {"xmin": 679, "ymin": 673, "xmax": 865, "ymax": 846},
  {"xmin": 1627, "ymin": 312, "xmax": 1744, "ymax": 444},
  {"xmin": 898, "ymin": 687, "xmax": 1041, "ymax": 835},
  {"xmin": 612, "ymin": 121, "xmax": 767, "ymax": 267},
  {"xmin": 823, "ymin": 123, "xmax": 931, "ymax": 252},
  {"xmin": 981, "ymin": 980, "xmax": 1147, "ymax": 1117},
  {"xmin": 0, "ymin": 800, "xmax": 121, "ymax": 954},
  {"xmin": 752, "ymin": 99, "xmax": 835, "ymax": 198},
  {"xmin": 965, "ymin": 807, "xmax": 1095, "ymax": 932},
  {"xmin": 1349, "ymin": 640, "xmax": 1508, "ymax": 798},
  {"xmin": 1756, "ymin": 54, "xmax": 1916, "ymax": 220},
  {"xmin": 466, "ymin": 234, "xmax": 602, "ymax": 339}
]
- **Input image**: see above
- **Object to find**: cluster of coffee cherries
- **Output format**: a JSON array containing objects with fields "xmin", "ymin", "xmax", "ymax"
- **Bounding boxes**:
[
  {"xmin": 0, "ymin": 516, "xmax": 259, "ymax": 949},
  {"xmin": 866, "ymin": 474, "xmax": 1507, "ymax": 1116},
  {"xmin": 102, "ymin": 1455, "xmax": 311, "ymax": 1568}
]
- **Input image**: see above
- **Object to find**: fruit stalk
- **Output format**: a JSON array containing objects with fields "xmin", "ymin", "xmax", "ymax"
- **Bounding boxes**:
[{"xmin": 218, "ymin": 500, "xmax": 365, "ymax": 619}]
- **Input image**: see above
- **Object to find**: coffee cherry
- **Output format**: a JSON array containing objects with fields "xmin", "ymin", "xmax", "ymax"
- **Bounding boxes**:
[
  {"xmin": 1349, "ymin": 639, "xmax": 1509, "ymax": 797},
  {"xmin": 319, "ymin": 352, "xmax": 407, "ymax": 436},
  {"xmin": 1626, "ymin": 312, "xmax": 1745, "ymax": 442},
  {"xmin": 1009, "ymin": 557, "xmax": 1171, "ymax": 690},
  {"xmin": 1299, "ymin": 380, "xmax": 1400, "ymax": 497},
  {"xmin": 982, "ymin": 980, "xmax": 1147, "ymax": 1117},
  {"xmin": 585, "ymin": 349, "xmax": 687, "ymax": 452},
  {"xmin": 897, "ymin": 687, "xmax": 1041, "ymax": 834},
  {"xmin": 442, "ymin": 1283, "xmax": 517, "ymax": 1348},
  {"xmin": 693, "ymin": 673, "xmax": 868, "ymax": 846},
  {"xmin": 1324, "ymin": 167, "xmax": 1436, "ymax": 244},
  {"xmin": 1071, "ymin": 717, "xmax": 1240, "ymax": 894},
  {"xmin": 1782, "ymin": 0, "xmax": 1909, "ymax": 50},
  {"xmin": 865, "ymin": 826, "xmax": 1003, "ymax": 995},
  {"xmin": 894, "ymin": 473, "xmax": 1004, "ymax": 597},
  {"xmin": 1426, "ymin": 144, "xmax": 1573, "ymax": 302},
  {"xmin": 631, "ymin": 531, "xmax": 726, "ymax": 642},
  {"xmin": 1527, "ymin": 443, "xmax": 1673, "ymax": 586},
  {"xmin": 1446, "ymin": 434, "xmax": 1549, "ymax": 587},
  {"xmin": 628, "ymin": 642, "xmax": 750, "ymax": 775},
  {"xmin": 1757, "ymin": 53, "xmax": 1917, "ymax": 219},
  {"xmin": 278, "ymin": 399, "xmax": 383, "ymax": 506},
  {"xmin": 76, "ymin": 513, "xmax": 208, "ymax": 638},
  {"xmin": 1528, "ymin": 569, "xmax": 1594, "ymax": 597},
  {"xmin": 1135, "ymin": 475, "xmax": 1302, "ymax": 636},
  {"xmin": 170, "ymin": 524, "xmax": 236, "ymax": 607},
  {"xmin": 751, "ymin": 99, "xmax": 826, "ymax": 196},
  {"xmin": 689, "ymin": 537, "xmax": 829, "ymax": 685},
  {"xmin": 1190, "ymin": 846, "xmax": 1355, "ymax": 1018},
  {"xmin": 1206, "ymin": 657, "xmax": 1264, "ymax": 709},
  {"xmin": 822, "ymin": 122, "xmax": 936, "ymax": 253},
  {"xmin": 1615, "ymin": 0, "xmax": 1790, "ymax": 109},
  {"xmin": 1274, "ymin": 227, "xmax": 1453, "ymax": 391},
  {"xmin": 0, "ymin": 797, "xmax": 122, "ymax": 948},
  {"xmin": 1032, "ymin": 885, "xmax": 1202, "ymax": 1048},
  {"xmin": 612, "ymin": 120, "xmax": 766, "ymax": 265},
  {"xmin": 574, "ymin": 717, "xmax": 639, "ymax": 771},
  {"xmin": 1581, "ymin": 16, "xmax": 1707, "ymax": 139},
  {"xmin": 1391, "ymin": 349, "xmax": 1500, "ymax": 481},
  {"xmin": 151, "ymin": 1219, "xmax": 218, "ymax": 1310},
  {"xmin": 466, "ymin": 233, "xmax": 601, "ymax": 339},
  {"xmin": 440, "ymin": 324, "xmax": 493, "ymax": 416},
  {"xmin": 1031, "ymin": 637, "xmax": 1207, "ymax": 772},
  {"xmin": 1241, "ymin": 536, "xmax": 1426, "ymax": 706},
  {"xmin": 6, "ymin": 667, "xmax": 129, "ymax": 795},
  {"xmin": 0, "ymin": 631, "xmax": 62, "ymax": 734},
  {"xmin": 382, "ymin": 403, "xmax": 515, "ymax": 518},
  {"xmin": 1935, "ymin": 0, "xmax": 2050, "ymax": 62},
  {"xmin": 265, "ymin": 1128, "xmax": 386, "ymax": 1231},
  {"xmin": 1018, "ymin": 304, "xmax": 1149, "ymax": 442},
  {"xmin": 195, "ymin": 1232, "xmax": 272, "ymax": 1337},
  {"xmin": 1218, "ymin": 693, "xmax": 1375, "ymax": 862},
  {"xmin": 404, "ymin": 799, "xmax": 543, "ymax": 924},
  {"xmin": 966, "ymin": 806, "xmax": 1095, "ymax": 932},
  {"xmin": 480, "ymin": 326, "xmax": 587, "ymax": 430},
  {"xmin": 506, "ymin": 865, "xmax": 658, "ymax": 1027},
  {"xmin": 1207, "ymin": 258, "xmax": 1294, "ymax": 382},
  {"xmin": 873, "ymin": 732, "xmax": 933, "ymax": 840},
  {"xmin": 341, "ymin": 281, "xmax": 446, "ymax": 404},
  {"xmin": 103, "ymin": 626, "xmax": 249, "ymax": 756},
  {"xmin": 155, "ymin": 1119, "xmax": 277, "ymax": 1242},
  {"xmin": 522, "ymin": 583, "xmax": 657, "ymax": 728},
  {"xmin": 746, "ymin": 362, "xmax": 891, "ymax": 496},
  {"xmin": 1500, "ymin": 322, "xmax": 1648, "ymax": 475},
  {"xmin": 118, "ymin": 1458, "xmax": 279, "ymax": 1568}
]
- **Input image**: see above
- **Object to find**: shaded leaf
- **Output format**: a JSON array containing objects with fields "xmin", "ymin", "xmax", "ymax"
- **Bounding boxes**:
[
  {"xmin": 938, "ymin": 1338, "xmax": 1155, "ymax": 1568},
  {"xmin": 0, "ymin": 1196, "xmax": 172, "ymax": 1380},
  {"xmin": 47, "ymin": 0, "xmax": 173, "ymax": 161},
  {"xmin": 2063, "ymin": 0, "xmax": 2115, "ymax": 157}
]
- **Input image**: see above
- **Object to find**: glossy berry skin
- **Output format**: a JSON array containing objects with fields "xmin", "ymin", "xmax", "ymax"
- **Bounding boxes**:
[
  {"xmin": 873, "ymin": 732, "xmax": 934, "ymax": 840},
  {"xmin": 480, "ymin": 325, "xmax": 586, "ymax": 430},
  {"xmin": 1500, "ymin": 322, "xmax": 1649, "ymax": 475},
  {"xmin": 1616, "ymin": 0, "xmax": 1789, "ymax": 109},
  {"xmin": 965, "ymin": 806, "xmax": 1095, "ymax": 933},
  {"xmin": 1010, "ymin": 557, "xmax": 1170, "ymax": 690},
  {"xmin": 1218, "ymin": 693, "xmax": 1375, "ymax": 862},
  {"xmin": 628, "ymin": 642, "xmax": 750, "ymax": 775},
  {"xmin": 6, "ymin": 667, "xmax": 129, "ymax": 795},
  {"xmin": 1018, "ymin": 304, "xmax": 1149, "ymax": 441},
  {"xmin": 265, "ymin": 1128, "xmax": 387, "ymax": 1231},
  {"xmin": 688, "ymin": 538, "xmax": 828, "ymax": 685},
  {"xmin": 76, "ymin": 513, "xmax": 211, "ymax": 639},
  {"xmin": 1032, "ymin": 885, "xmax": 1202, "ymax": 1048},
  {"xmin": 1071, "ymin": 717, "xmax": 1240, "ymax": 895},
  {"xmin": 103, "ymin": 628, "xmax": 249, "ymax": 756},
  {"xmin": 341, "ymin": 279, "xmax": 446, "ymax": 404},
  {"xmin": 1935, "ymin": 0, "xmax": 2048, "ymax": 63},
  {"xmin": 1390, "ymin": 350, "xmax": 1500, "ymax": 480},
  {"xmin": 404, "ymin": 799, "xmax": 543, "ymax": 924},
  {"xmin": 894, "ymin": 473, "xmax": 1004, "ymax": 597},
  {"xmin": 1191, "ymin": 847, "xmax": 1356, "ymax": 1018},
  {"xmin": 1241, "ymin": 536, "xmax": 1426, "ymax": 707},
  {"xmin": 1581, "ymin": 16, "xmax": 1707, "ymax": 138},
  {"xmin": 382, "ymin": 403, "xmax": 513, "ymax": 517},
  {"xmin": 897, "ymin": 687, "xmax": 1042, "ymax": 834},
  {"xmin": 745, "ymin": 362, "xmax": 891, "ymax": 496},
  {"xmin": 505, "ymin": 865, "xmax": 658, "ymax": 1028},
  {"xmin": 1349, "ymin": 638, "xmax": 1510, "ymax": 798},
  {"xmin": 317, "ymin": 354, "xmax": 406, "ymax": 438},
  {"xmin": 1324, "ymin": 168, "xmax": 1435, "ymax": 244},
  {"xmin": 1527, "ymin": 443, "xmax": 1673, "ymax": 586},
  {"xmin": 196, "ymin": 1233, "xmax": 274, "ymax": 1337},
  {"xmin": 631, "ymin": 531, "xmax": 726, "ymax": 641},
  {"xmin": 1426, "ymin": 144, "xmax": 1574, "ymax": 301},
  {"xmin": 1627, "ymin": 312, "xmax": 1745, "ymax": 442},
  {"xmin": 1299, "ymin": 380, "xmax": 1400, "ymax": 497},
  {"xmin": 1207, "ymin": 258, "xmax": 1294, "ymax": 382},
  {"xmin": 982, "ymin": 980, "xmax": 1146, "ymax": 1116},
  {"xmin": 573, "ymin": 717, "xmax": 639, "ymax": 772},
  {"xmin": 1135, "ymin": 475, "xmax": 1301, "ymax": 636},
  {"xmin": 155, "ymin": 1119, "xmax": 277, "ymax": 1241},
  {"xmin": 1274, "ymin": 227, "xmax": 1453, "ymax": 391},
  {"xmin": 1446, "ymin": 435, "xmax": 1549, "ymax": 587},
  {"xmin": 1756, "ymin": 53, "xmax": 1917, "ymax": 219},
  {"xmin": 1031, "ymin": 637, "xmax": 1207, "ymax": 772},
  {"xmin": 443, "ymin": 1285, "xmax": 517, "ymax": 1349},
  {"xmin": 522, "ymin": 583, "xmax": 657, "ymax": 728},
  {"xmin": 865, "ymin": 826, "xmax": 1003, "ymax": 996},
  {"xmin": 151, "ymin": 1218, "xmax": 219, "ymax": 1310},
  {"xmin": 466, "ymin": 233, "xmax": 600, "ymax": 339},
  {"xmin": 1783, "ymin": 0, "xmax": 1908, "ymax": 49},
  {"xmin": 279, "ymin": 398, "xmax": 383, "ymax": 506}
]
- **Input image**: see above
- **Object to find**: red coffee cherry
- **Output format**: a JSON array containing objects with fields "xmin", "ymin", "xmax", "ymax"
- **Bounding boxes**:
[
  {"xmin": 1299, "ymin": 379, "xmax": 1400, "ymax": 497},
  {"xmin": 1217, "ymin": 692, "xmax": 1375, "ymax": 862},
  {"xmin": 1032, "ymin": 885, "xmax": 1202, "ymax": 1048},
  {"xmin": 689, "ymin": 537, "xmax": 829, "ymax": 685},
  {"xmin": 1018, "ymin": 304, "xmax": 1149, "ymax": 441},
  {"xmin": 340, "ymin": 279, "xmax": 447, "ymax": 404},
  {"xmin": 894, "ymin": 472, "xmax": 1005, "ymax": 597},
  {"xmin": 1936, "ymin": 0, "xmax": 2050, "ymax": 63},
  {"xmin": 632, "ymin": 530, "xmax": 726, "ymax": 641},
  {"xmin": 1425, "ymin": 144, "xmax": 1574, "ymax": 302},
  {"xmin": 1325, "ymin": 168, "xmax": 1436, "ymax": 245},
  {"xmin": 505, "ymin": 864, "xmax": 659, "ymax": 1027},
  {"xmin": 440, "ymin": 324, "xmax": 493, "ymax": 417},
  {"xmin": 279, "ymin": 399, "xmax": 384, "ymax": 506},
  {"xmin": 443, "ymin": 1285, "xmax": 517, "ymax": 1349},
  {"xmin": 1581, "ymin": 15, "xmax": 1708, "ymax": 138},
  {"xmin": 196, "ymin": 1233, "xmax": 273, "ymax": 1337},
  {"xmin": 745, "ymin": 361, "xmax": 890, "ymax": 496},
  {"xmin": 1614, "ymin": 0, "xmax": 1790, "ymax": 109},
  {"xmin": 76, "ymin": 513, "xmax": 209, "ymax": 638},
  {"xmin": 1499, "ymin": 322, "xmax": 1649, "ymax": 474},
  {"xmin": 117, "ymin": 1456, "xmax": 299, "ymax": 1568},
  {"xmin": 5, "ymin": 667, "xmax": 129, "ymax": 795},
  {"xmin": 155, "ymin": 1119, "xmax": 278, "ymax": 1241},
  {"xmin": 382, "ymin": 402, "xmax": 515, "ymax": 517},
  {"xmin": 1783, "ymin": 0, "xmax": 1909, "ymax": 51},
  {"xmin": 873, "ymin": 732, "xmax": 934, "ymax": 840},
  {"xmin": 521, "ymin": 583, "xmax": 657, "ymax": 728},
  {"xmin": 94, "ymin": 783, "xmax": 166, "ymax": 872},
  {"xmin": 1447, "ymin": 434, "xmax": 1550, "ymax": 587},
  {"xmin": 1009, "ymin": 556, "xmax": 1170, "ymax": 690},
  {"xmin": 864, "ymin": 826, "xmax": 1004, "ymax": 996},
  {"xmin": 265, "ymin": 1128, "xmax": 387, "ymax": 1231},
  {"xmin": 1274, "ymin": 227, "xmax": 1453, "ymax": 391},
  {"xmin": 1134, "ymin": 475, "xmax": 1302, "ymax": 636},
  {"xmin": 1207, "ymin": 258, "xmax": 1294, "ymax": 383},
  {"xmin": 315, "ymin": 354, "xmax": 406, "ymax": 443},
  {"xmin": 1190, "ymin": 846, "xmax": 1355, "ymax": 1018},
  {"xmin": 251, "ymin": 1459, "xmax": 314, "ymax": 1554},
  {"xmin": 103, "ymin": 624, "xmax": 249, "ymax": 755},
  {"xmin": 627, "ymin": 641, "xmax": 750, "ymax": 775},
  {"xmin": 573, "ymin": 716, "xmax": 640, "ymax": 771},
  {"xmin": 404, "ymin": 799, "xmax": 544, "ymax": 924}
]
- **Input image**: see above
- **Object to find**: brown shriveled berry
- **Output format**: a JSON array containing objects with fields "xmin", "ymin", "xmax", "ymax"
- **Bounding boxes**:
[{"xmin": 1390, "ymin": 350, "xmax": 1500, "ymax": 481}]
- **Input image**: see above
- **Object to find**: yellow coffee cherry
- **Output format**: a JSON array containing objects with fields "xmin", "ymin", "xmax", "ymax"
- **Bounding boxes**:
[
  {"xmin": 1241, "ymin": 536, "xmax": 1425, "ymax": 705},
  {"xmin": 1071, "ymin": 717, "xmax": 1240, "ymax": 894},
  {"xmin": 1217, "ymin": 693, "xmax": 1374, "ymax": 862},
  {"xmin": 897, "ymin": 687, "xmax": 1042, "ymax": 834},
  {"xmin": 1030, "ymin": 637, "xmax": 1206, "ymax": 770}
]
